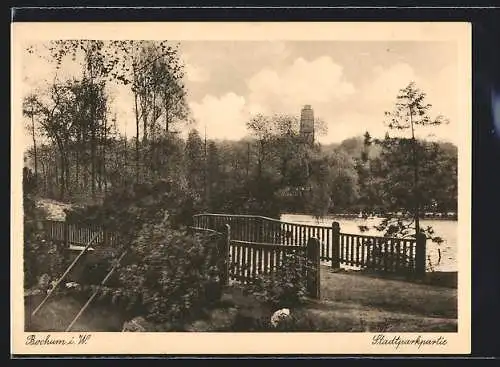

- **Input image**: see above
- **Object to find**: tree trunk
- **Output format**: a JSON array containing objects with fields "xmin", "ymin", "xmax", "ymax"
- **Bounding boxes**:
[
  {"xmin": 165, "ymin": 97, "xmax": 170, "ymax": 133},
  {"xmin": 65, "ymin": 151, "xmax": 70, "ymax": 197},
  {"xmin": 56, "ymin": 143, "xmax": 66, "ymax": 200},
  {"xmin": 81, "ymin": 130, "xmax": 88, "ymax": 192},
  {"xmin": 142, "ymin": 98, "xmax": 148, "ymax": 144},
  {"xmin": 90, "ymin": 111, "xmax": 97, "ymax": 198},
  {"xmin": 246, "ymin": 142, "xmax": 250, "ymax": 179},
  {"xmin": 54, "ymin": 150, "xmax": 59, "ymax": 197},
  {"xmin": 134, "ymin": 93, "xmax": 140, "ymax": 183},
  {"xmin": 124, "ymin": 138, "xmax": 128, "ymax": 186},
  {"xmin": 40, "ymin": 158, "xmax": 46, "ymax": 194},
  {"xmin": 103, "ymin": 118, "xmax": 107, "ymax": 194},
  {"xmin": 151, "ymin": 91, "xmax": 156, "ymax": 180},
  {"xmin": 409, "ymin": 110, "xmax": 420, "ymax": 236},
  {"xmin": 76, "ymin": 143, "xmax": 80, "ymax": 191},
  {"xmin": 30, "ymin": 112, "xmax": 38, "ymax": 180}
]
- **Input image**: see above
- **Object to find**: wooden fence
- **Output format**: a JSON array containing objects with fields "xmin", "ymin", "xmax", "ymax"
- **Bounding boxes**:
[
  {"xmin": 193, "ymin": 213, "xmax": 427, "ymax": 278},
  {"xmin": 40, "ymin": 220, "xmax": 121, "ymax": 250},
  {"xmin": 190, "ymin": 224, "xmax": 321, "ymax": 299}
]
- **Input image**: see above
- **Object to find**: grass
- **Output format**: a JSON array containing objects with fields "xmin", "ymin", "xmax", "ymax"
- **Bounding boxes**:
[
  {"xmin": 24, "ymin": 267, "xmax": 458, "ymax": 333},
  {"xmin": 25, "ymin": 293, "xmax": 126, "ymax": 332},
  {"xmin": 186, "ymin": 267, "xmax": 457, "ymax": 332},
  {"xmin": 320, "ymin": 267, "xmax": 457, "ymax": 319},
  {"xmin": 299, "ymin": 266, "xmax": 457, "ymax": 332},
  {"xmin": 285, "ymin": 304, "xmax": 457, "ymax": 332}
]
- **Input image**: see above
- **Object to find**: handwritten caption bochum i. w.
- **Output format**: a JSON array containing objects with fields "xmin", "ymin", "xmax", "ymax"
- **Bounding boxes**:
[{"xmin": 25, "ymin": 334, "xmax": 92, "ymax": 346}]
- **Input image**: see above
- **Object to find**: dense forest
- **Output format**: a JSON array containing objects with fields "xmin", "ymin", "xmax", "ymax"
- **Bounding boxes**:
[{"xmin": 22, "ymin": 40, "xmax": 458, "ymax": 220}]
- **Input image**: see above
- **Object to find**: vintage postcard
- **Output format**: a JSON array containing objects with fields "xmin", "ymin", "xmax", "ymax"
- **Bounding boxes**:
[{"xmin": 11, "ymin": 21, "xmax": 471, "ymax": 355}]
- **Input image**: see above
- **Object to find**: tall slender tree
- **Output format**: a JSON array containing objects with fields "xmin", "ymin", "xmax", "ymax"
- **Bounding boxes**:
[
  {"xmin": 382, "ymin": 81, "xmax": 449, "ymax": 236},
  {"xmin": 22, "ymin": 94, "xmax": 42, "ymax": 180}
]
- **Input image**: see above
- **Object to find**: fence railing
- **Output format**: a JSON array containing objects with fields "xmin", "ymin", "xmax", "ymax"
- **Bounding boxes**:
[
  {"xmin": 193, "ymin": 213, "xmax": 426, "ymax": 277},
  {"xmin": 190, "ymin": 224, "xmax": 321, "ymax": 299},
  {"xmin": 40, "ymin": 220, "xmax": 121, "ymax": 249}
]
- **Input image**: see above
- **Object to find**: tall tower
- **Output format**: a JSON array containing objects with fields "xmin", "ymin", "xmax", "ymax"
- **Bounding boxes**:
[{"xmin": 300, "ymin": 105, "xmax": 315, "ymax": 145}]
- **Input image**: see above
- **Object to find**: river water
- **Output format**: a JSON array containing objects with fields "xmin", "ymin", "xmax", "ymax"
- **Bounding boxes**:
[{"xmin": 280, "ymin": 214, "xmax": 458, "ymax": 272}]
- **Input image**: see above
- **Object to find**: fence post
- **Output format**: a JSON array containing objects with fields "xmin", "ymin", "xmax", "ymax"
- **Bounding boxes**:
[
  {"xmin": 306, "ymin": 237, "xmax": 321, "ymax": 299},
  {"xmin": 331, "ymin": 221, "xmax": 341, "ymax": 269},
  {"xmin": 63, "ymin": 222, "xmax": 69, "ymax": 248},
  {"xmin": 220, "ymin": 224, "xmax": 231, "ymax": 286},
  {"xmin": 415, "ymin": 232, "xmax": 427, "ymax": 279}
]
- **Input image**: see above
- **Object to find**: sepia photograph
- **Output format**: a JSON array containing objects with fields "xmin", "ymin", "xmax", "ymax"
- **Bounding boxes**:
[{"xmin": 12, "ymin": 22, "xmax": 471, "ymax": 354}]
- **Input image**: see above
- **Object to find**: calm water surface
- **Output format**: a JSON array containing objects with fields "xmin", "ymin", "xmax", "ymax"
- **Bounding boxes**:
[{"xmin": 281, "ymin": 214, "xmax": 458, "ymax": 272}]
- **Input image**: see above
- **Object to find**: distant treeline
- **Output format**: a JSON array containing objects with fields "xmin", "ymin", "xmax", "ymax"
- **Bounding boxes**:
[
  {"xmin": 22, "ymin": 40, "xmax": 457, "ymax": 220},
  {"xmin": 24, "ymin": 126, "xmax": 457, "ymax": 220}
]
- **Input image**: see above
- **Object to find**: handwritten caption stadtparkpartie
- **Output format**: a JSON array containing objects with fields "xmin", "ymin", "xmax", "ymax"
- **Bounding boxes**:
[
  {"xmin": 372, "ymin": 334, "xmax": 448, "ymax": 349},
  {"xmin": 26, "ymin": 334, "xmax": 92, "ymax": 346}
]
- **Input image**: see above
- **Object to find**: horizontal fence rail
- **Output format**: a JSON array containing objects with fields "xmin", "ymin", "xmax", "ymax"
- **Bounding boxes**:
[
  {"xmin": 193, "ymin": 213, "xmax": 426, "ymax": 277},
  {"xmin": 229, "ymin": 240, "xmax": 306, "ymax": 284},
  {"xmin": 40, "ymin": 220, "xmax": 122, "ymax": 249},
  {"xmin": 190, "ymin": 224, "xmax": 321, "ymax": 298}
]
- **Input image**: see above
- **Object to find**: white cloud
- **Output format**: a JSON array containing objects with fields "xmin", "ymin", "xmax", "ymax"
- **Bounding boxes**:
[
  {"xmin": 189, "ymin": 92, "xmax": 250, "ymax": 140},
  {"xmin": 422, "ymin": 63, "xmax": 458, "ymax": 120},
  {"xmin": 185, "ymin": 63, "xmax": 210, "ymax": 83},
  {"xmin": 363, "ymin": 61, "xmax": 457, "ymax": 122},
  {"xmin": 247, "ymin": 56, "xmax": 355, "ymax": 114},
  {"xmin": 354, "ymin": 61, "xmax": 459, "ymax": 144},
  {"xmin": 21, "ymin": 42, "xmax": 460, "ymax": 146},
  {"xmin": 362, "ymin": 62, "xmax": 418, "ymax": 110},
  {"xmin": 187, "ymin": 56, "xmax": 356, "ymax": 141}
]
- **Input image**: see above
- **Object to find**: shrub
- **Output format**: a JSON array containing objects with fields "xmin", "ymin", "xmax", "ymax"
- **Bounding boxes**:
[
  {"xmin": 24, "ymin": 236, "xmax": 68, "ymax": 289},
  {"xmin": 239, "ymin": 250, "xmax": 309, "ymax": 310},
  {"xmin": 23, "ymin": 187, "xmax": 68, "ymax": 289},
  {"xmin": 64, "ymin": 179, "xmax": 203, "ymax": 242},
  {"xmin": 104, "ymin": 218, "xmax": 223, "ymax": 325},
  {"xmin": 38, "ymin": 179, "xmax": 224, "ymax": 327}
]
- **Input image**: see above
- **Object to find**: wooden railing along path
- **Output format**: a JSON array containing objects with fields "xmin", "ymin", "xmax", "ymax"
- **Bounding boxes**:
[
  {"xmin": 193, "ymin": 213, "xmax": 427, "ymax": 278},
  {"xmin": 37, "ymin": 212, "xmax": 427, "ymax": 303},
  {"xmin": 40, "ymin": 220, "xmax": 121, "ymax": 253},
  {"xmin": 189, "ymin": 224, "xmax": 321, "ymax": 299}
]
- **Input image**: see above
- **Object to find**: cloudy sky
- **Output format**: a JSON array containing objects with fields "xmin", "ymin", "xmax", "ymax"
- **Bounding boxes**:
[{"xmin": 22, "ymin": 40, "xmax": 459, "ymax": 149}]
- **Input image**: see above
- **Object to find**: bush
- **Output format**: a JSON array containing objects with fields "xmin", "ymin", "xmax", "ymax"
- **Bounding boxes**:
[
  {"xmin": 23, "ymin": 187, "xmax": 68, "ymax": 289},
  {"xmin": 34, "ymin": 178, "xmax": 231, "ymax": 328},
  {"xmin": 239, "ymin": 251, "xmax": 309, "ymax": 310},
  {"xmin": 64, "ymin": 179, "xmax": 203, "ymax": 241},
  {"xmin": 24, "ymin": 236, "xmax": 68, "ymax": 289},
  {"xmin": 104, "ymin": 218, "xmax": 223, "ymax": 325}
]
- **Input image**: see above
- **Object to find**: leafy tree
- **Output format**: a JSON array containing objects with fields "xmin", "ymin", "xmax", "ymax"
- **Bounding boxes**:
[
  {"xmin": 303, "ymin": 152, "xmax": 334, "ymax": 219},
  {"xmin": 206, "ymin": 141, "xmax": 222, "ymax": 210},
  {"xmin": 328, "ymin": 149, "xmax": 360, "ymax": 212},
  {"xmin": 185, "ymin": 129, "xmax": 205, "ymax": 200},
  {"xmin": 246, "ymin": 114, "xmax": 278, "ymax": 179}
]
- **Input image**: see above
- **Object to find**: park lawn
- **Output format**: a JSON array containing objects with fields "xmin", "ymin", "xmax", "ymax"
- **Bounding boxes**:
[
  {"xmin": 320, "ymin": 268, "xmax": 457, "ymax": 318},
  {"xmin": 24, "ymin": 267, "xmax": 458, "ymax": 333},
  {"xmin": 24, "ymin": 293, "xmax": 126, "ymax": 332},
  {"xmin": 298, "ymin": 266, "xmax": 458, "ymax": 332}
]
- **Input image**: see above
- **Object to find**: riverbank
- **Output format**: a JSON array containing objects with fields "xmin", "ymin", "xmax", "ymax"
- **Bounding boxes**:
[{"xmin": 281, "ymin": 211, "xmax": 458, "ymax": 221}]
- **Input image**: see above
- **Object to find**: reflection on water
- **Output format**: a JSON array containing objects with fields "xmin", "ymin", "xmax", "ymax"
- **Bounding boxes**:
[{"xmin": 280, "ymin": 213, "xmax": 458, "ymax": 272}]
